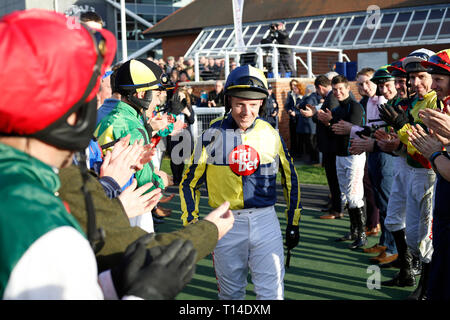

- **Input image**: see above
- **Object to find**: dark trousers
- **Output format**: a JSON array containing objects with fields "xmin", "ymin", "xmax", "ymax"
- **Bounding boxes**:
[
  {"xmin": 368, "ymin": 151, "xmax": 396, "ymax": 255},
  {"xmin": 363, "ymin": 157, "xmax": 379, "ymax": 229},
  {"xmin": 322, "ymin": 152, "xmax": 342, "ymax": 213},
  {"xmin": 299, "ymin": 133, "xmax": 319, "ymax": 163},
  {"xmin": 289, "ymin": 119, "xmax": 300, "ymax": 157},
  {"xmin": 279, "ymin": 53, "xmax": 294, "ymax": 77}
]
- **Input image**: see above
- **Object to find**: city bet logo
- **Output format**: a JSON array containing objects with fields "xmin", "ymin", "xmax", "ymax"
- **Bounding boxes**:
[{"xmin": 228, "ymin": 145, "xmax": 260, "ymax": 176}]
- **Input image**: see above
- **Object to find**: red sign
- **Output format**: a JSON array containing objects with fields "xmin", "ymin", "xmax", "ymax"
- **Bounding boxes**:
[{"xmin": 228, "ymin": 145, "xmax": 260, "ymax": 176}]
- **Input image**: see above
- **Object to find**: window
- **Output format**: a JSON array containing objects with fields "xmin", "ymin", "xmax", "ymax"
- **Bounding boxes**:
[
  {"xmin": 421, "ymin": 8, "xmax": 445, "ymax": 40},
  {"xmin": 341, "ymin": 16, "xmax": 366, "ymax": 45},
  {"xmin": 243, "ymin": 26, "xmax": 258, "ymax": 45},
  {"xmin": 369, "ymin": 13, "xmax": 395, "ymax": 44},
  {"xmin": 328, "ymin": 17, "xmax": 351, "ymax": 47},
  {"xmin": 214, "ymin": 29, "xmax": 233, "ymax": 49},
  {"xmin": 438, "ymin": 8, "xmax": 450, "ymax": 38},
  {"xmin": 403, "ymin": 10, "xmax": 428, "ymax": 42},
  {"xmin": 387, "ymin": 12, "xmax": 412, "ymax": 42},
  {"xmin": 289, "ymin": 21, "xmax": 308, "ymax": 45},
  {"xmin": 299, "ymin": 20, "xmax": 322, "ymax": 46},
  {"xmin": 312, "ymin": 18, "xmax": 337, "ymax": 46}
]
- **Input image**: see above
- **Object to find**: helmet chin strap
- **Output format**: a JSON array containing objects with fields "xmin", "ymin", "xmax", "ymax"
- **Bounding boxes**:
[{"xmin": 127, "ymin": 90, "xmax": 154, "ymax": 138}]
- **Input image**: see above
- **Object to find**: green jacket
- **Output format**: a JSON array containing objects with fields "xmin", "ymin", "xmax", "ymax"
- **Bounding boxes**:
[
  {"xmin": 0, "ymin": 143, "xmax": 84, "ymax": 297},
  {"xmin": 94, "ymin": 100, "xmax": 165, "ymax": 190},
  {"xmin": 58, "ymin": 165, "xmax": 219, "ymax": 273}
]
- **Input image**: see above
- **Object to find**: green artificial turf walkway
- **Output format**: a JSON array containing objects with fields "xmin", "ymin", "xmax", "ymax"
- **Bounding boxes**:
[{"xmin": 156, "ymin": 187, "xmax": 418, "ymax": 301}]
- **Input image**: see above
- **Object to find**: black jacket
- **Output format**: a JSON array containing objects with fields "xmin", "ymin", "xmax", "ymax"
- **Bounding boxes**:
[
  {"xmin": 330, "ymin": 96, "xmax": 366, "ymax": 156},
  {"xmin": 313, "ymin": 91, "xmax": 340, "ymax": 153}
]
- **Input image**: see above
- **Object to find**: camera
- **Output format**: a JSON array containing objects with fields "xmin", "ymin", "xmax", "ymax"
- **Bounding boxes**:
[{"xmin": 270, "ymin": 23, "xmax": 277, "ymax": 31}]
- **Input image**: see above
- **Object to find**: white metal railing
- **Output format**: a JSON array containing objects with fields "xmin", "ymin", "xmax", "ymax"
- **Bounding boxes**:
[
  {"xmin": 191, "ymin": 106, "xmax": 226, "ymax": 140},
  {"xmin": 191, "ymin": 43, "xmax": 346, "ymax": 81}
]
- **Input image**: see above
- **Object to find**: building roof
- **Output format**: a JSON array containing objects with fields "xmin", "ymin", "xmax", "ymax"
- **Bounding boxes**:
[{"xmin": 143, "ymin": 0, "xmax": 449, "ymax": 37}]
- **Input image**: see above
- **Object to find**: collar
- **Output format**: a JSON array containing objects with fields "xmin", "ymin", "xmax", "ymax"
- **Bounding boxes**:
[
  {"xmin": 224, "ymin": 113, "xmax": 258, "ymax": 132},
  {"xmin": 117, "ymin": 100, "xmax": 141, "ymax": 118},
  {"xmin": 418, "ymin": 90, "xmax": 435, "ymax": 101},
  {"xmin": 0, "ymin": 142, "xmax": 61, "ymax": 193},
  {"xmin": 102, "ymin": 98, "xmax": 120, "ymax": 105},
  {"xmin": 339, "ymin": 96, "xmax": 352, "ymax": 106}
]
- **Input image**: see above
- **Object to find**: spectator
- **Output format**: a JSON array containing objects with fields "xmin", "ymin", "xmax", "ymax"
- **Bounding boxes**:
[
  {"xmin": 186, "ymin": 58, "xmax": 195, "ymax": 69},
  {"xmin": 175, "ymin": 60, "xmax": 185, "ymax": 73},
  {"xmin": 263, "ymin": 84, "xmax": 279, "ymax": 129},
  {"xmin": 230, "ymin": 61, "xmax": 238, "ymax": 71},
  {"xmin": 207, "ymin": 57, "xmax": 216, "ymax": 70},
  {"xmin": 285, "ymin": 79, "xmax": 303, "ymax": 158},
  {"xmin": 296, "ymin": 84, "xmax": 320, "ymax": 164},
  {"xmin": 302, "ymin": 75, "xmax": 343, "ymax": 220},
  {"xmin": 200, "ymin": 57, "xmax": 217, "ymax": 81},
  {"xmin": 261, "ymin": 21, "xmax": 294, "ymax": 77},
  {"xmin": 166, "ymin": 56, "xmax": 176, "ymax": 75},
  {"xmin": 185, "ymin": 85, "xmax": 199, "ymax": 107},
  {"xmin": 197, "ymin": 90, "xmax": 209, "ymax": 108},
  {"xmin": 185, "ymin": 66, "xmax": 195, "ymax": 81},
  {"xmin": 214, "ymin": 58, "xmax": 224, "ymax": 78},
  {"xmin": 79, "ymin": 11, "xmax": 103, "ymax": 29},
  {"xmin": 208, "ymin": 80, "xmax": 225, "ymax": 108},
  {"xmin": 179, "ymin": 70, "xmax": 190, "ymax": 83},
  {"xmin": 170, "ymin": 68, "xmax": 179, "ymax": 84},
  {"xmin": 199, "ymin": 55, "xmax": 207, "ymax": 74},
  {"xmin": 177, "ymin": 56, "xmax": 185, "ymax": 67},
  {"xmin": 158, "ymin": 58, "xmax": 166, "ymax": 72}
]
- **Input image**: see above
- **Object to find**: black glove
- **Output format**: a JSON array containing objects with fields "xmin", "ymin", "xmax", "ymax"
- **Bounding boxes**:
[
  {"xmin": 355, "ymin": 126, "xmax": 373, "ymax": 138},
  {"xmin": 378, "ymin": 103, "xmax": 410, "ymax": 131},
  {"xmin": 285, "ymin": 225, "xmax": 299, "ymax": 250},
  {"xmin": 111, "ymin": 234, "xmax": 197, "ymax": 300}
]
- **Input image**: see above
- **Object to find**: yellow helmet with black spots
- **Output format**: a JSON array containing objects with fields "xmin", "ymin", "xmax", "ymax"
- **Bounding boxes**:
[{"xmin": 115, "ymin": 58, "xmax": 169, "ymax": 94}]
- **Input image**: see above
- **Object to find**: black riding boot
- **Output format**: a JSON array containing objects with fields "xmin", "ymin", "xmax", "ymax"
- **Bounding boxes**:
[
  {"xmin": 349, "ymin": 207, "xmax": 367, "ymax": 249},
  {"xmin": 382, "ymin": 229, "xmax": 415, "ymax": 287},
  {"xmin": 411, "ymin": 255, "xmax": 422, "ymax": 276},
  {"xmin": 407, "ymin": 261, "xmax": 430, "ymax": 300},
  {"xmin": 335, "ymin": 207, "xmax": 357, "ymax": 242}
]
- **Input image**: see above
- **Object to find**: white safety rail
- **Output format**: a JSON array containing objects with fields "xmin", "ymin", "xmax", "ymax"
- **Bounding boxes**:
[
  {"xmin": 191, "ymin": 43, "xmax": 349, "ymax": 80},
  {"xmin": 191, "ymin": 106, "xmax": 226, "ymax": 140}
]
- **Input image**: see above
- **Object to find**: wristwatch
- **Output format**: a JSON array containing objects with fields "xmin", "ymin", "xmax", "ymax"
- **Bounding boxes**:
[{"xmin": 429, "ymin": 150, "xmax": 450, "ymax": 169}]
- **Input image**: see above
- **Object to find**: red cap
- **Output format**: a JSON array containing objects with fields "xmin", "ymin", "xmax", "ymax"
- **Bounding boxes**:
[
  {"xmin": 421, "ymin": 49, "xmax": 450, "ymax": 75},
  {"xmin": 0, "ymin": 9, "xmax": 117, "ymax": 135}
]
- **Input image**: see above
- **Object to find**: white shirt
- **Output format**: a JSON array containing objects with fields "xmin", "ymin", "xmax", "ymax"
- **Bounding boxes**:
[{"xmin": 350, "ymin": 95, "xmax": 387, "ymax": 139}]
